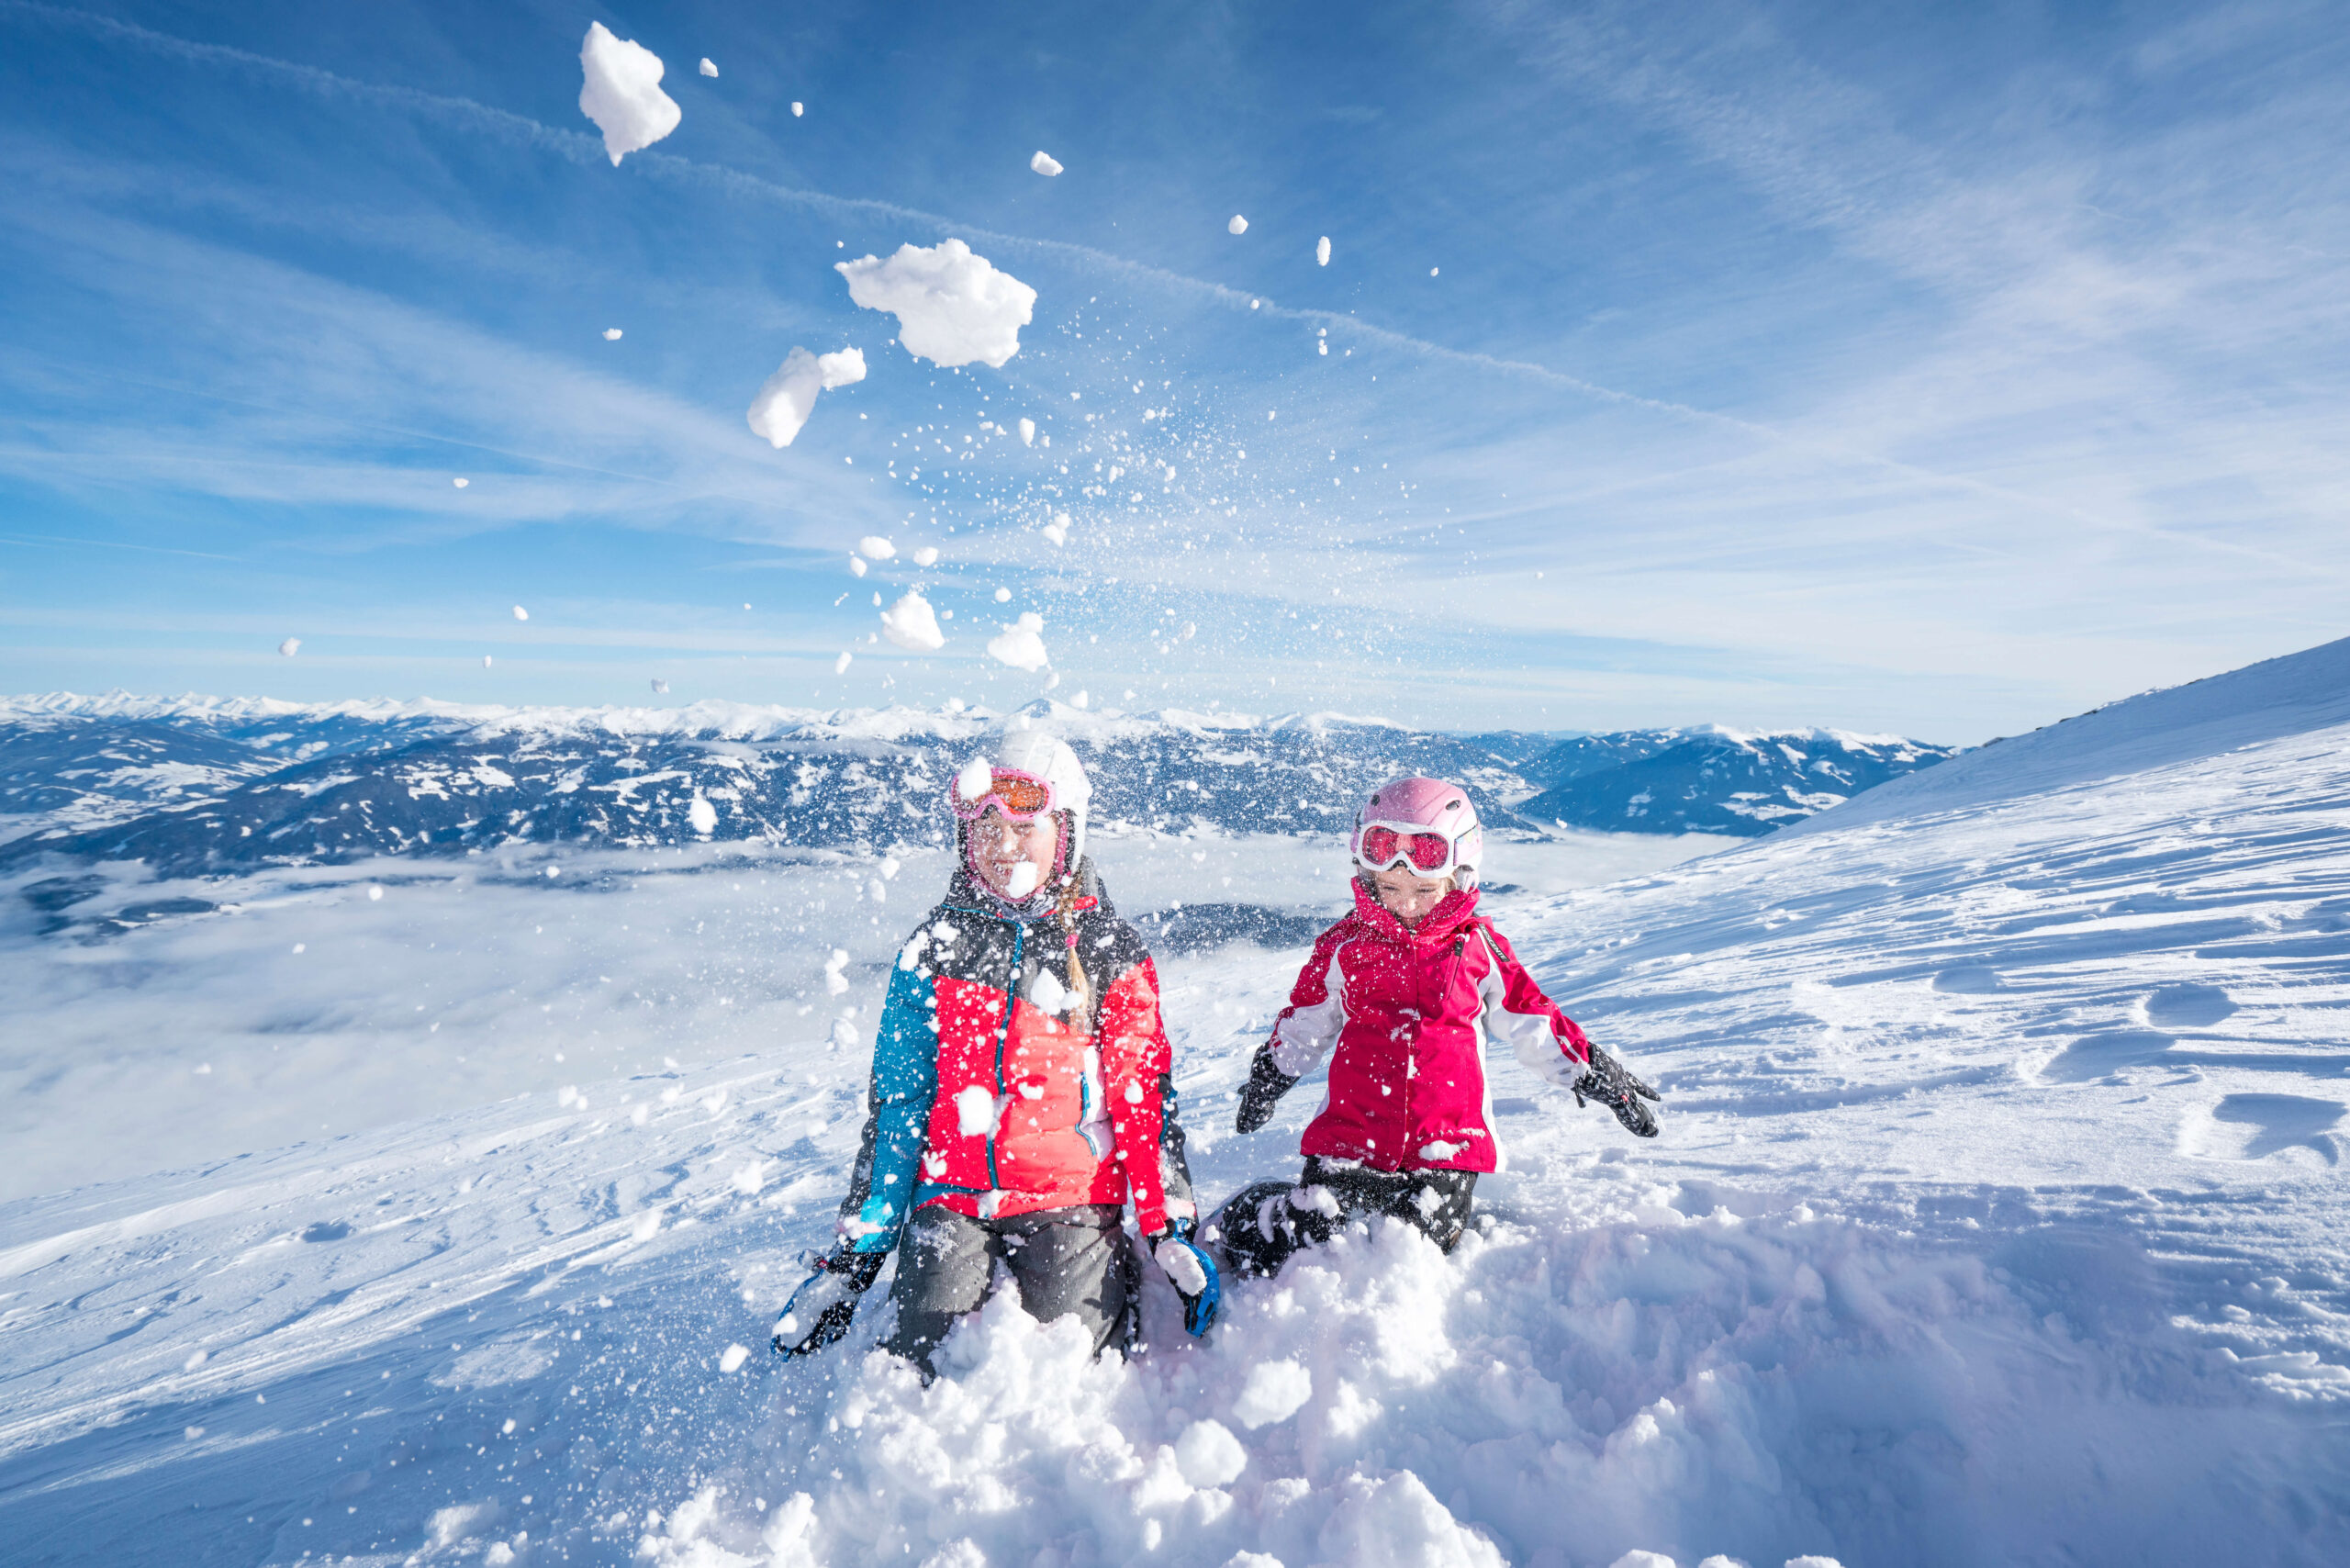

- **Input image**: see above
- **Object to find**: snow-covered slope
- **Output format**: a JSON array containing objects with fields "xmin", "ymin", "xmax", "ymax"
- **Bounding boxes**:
[
  {"xmin": 1515, "ymin": 726, "xmax": 1960, "ymax": 836},
  {"xmin": 4, "ymin": 639, "xmax": 2348, "ymax": 1566}
]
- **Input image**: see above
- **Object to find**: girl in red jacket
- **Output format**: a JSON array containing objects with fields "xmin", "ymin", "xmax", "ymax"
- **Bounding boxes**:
[{"xmin": 1211, "ymin": 776, "xmax": 1661, "ymax": 1278}]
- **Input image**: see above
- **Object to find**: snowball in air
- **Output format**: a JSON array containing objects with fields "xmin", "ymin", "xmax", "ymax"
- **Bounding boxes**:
[
  {"xmin": 453, "ymin": 477, "xmax": 469, "ymax": 487},
  {"xmin": 880, "ymin": 591, "xmax": 946, "ymax": 653},
  {"xmin": 698, "ymin": 58, "xmax": 718, "ymax": 78},
  {"xmin": 912, "ymin": 546, "xmax": 939, "ymax": 566},
  {"xmin": 603, "ymin": 328, "xmax": 623, "ymax": 340},
  {"xmin": 512, "ymin": 605, "xmax": 529, "ymax": 622},
  {"xmin": 992, "ymin": 587, "xmax": 1012, "ymax": 602},
  {"xmin": 836, "ymin": 239, "xmax": 1036, "ymax": 368},
  {"xmin": 1430, "ymin": 266, "xmax": 1439, "ymax": 276},
  {"xmin": 848, "ymin": 557, "xmax": 867, "ymax": 577},
  {"xmin": 688, "ymin": 796, "xmax": 718, "ymax": 835},
  {"xmin": 834, "ymin": 651, "xmax": 853, "ymax": 675},
  {"xmin": 577, "ymin": 22, "xmax": 681, "ymax": 166},
  {"xmin": 1317, "ymin": 235, "xmax": 1331, "ymax": 266},
  {"xmin": 482, "ymin": 655, "xmax": 493, "ymax": 667},
  {"xmin": 1227, "ymin": 215, "xmax": 1248, "ymax": 235},
  {"xmin": 1030, "ymin": 150, "xmax": 1063, "ymax": 177},
  {"xmin": 955, "ymin": 756, "xmax": 994, "ymax": 802},
  {"xmin": 650, "ymin": 678, "xmax": 669, "ymax": 694},
  {"xmin": 719, "ymin": 1343, "xmax": 748, "ymax": 1372},
  {"xmin": 1018, "ymin": 417, "xmax": 1035, "ymax": 446},
  {"xmin": 986, "ymin": 611, "xmax": 1049, "ymax": 673},
  {"xmin": 1042, "ymin": 512, "xmax": 1070, "ymax": 547},
  {"xmin": 856, "ymin": 536, "xmax": 897, "ymax": 561},
  {"xmin": 746, "ymin": 347, "xmax": 867, "ymax": 448},
  {"xmin": 277, "ymin": 638, "xmax": 300, "ymax": 657},
  {"xmin": 790, "ymin": 101, "xmax": 803, "ymax": 117}
]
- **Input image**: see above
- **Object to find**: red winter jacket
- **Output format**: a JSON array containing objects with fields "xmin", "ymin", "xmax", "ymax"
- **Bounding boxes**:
[{"xmin": 1263, "ymin": 881, "xmax": 1594, "ymax": 1173}]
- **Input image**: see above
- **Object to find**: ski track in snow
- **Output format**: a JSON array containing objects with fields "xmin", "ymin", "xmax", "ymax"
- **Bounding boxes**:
[{"xmin": 6, "ymin": 647, "xmax": 2350, "ymax": 1563}]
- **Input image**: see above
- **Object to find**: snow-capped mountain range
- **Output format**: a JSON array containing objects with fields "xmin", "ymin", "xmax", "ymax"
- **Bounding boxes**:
[{"xmin": 0, "ymin": 691, "xmax": 1957, "ymax": 874}]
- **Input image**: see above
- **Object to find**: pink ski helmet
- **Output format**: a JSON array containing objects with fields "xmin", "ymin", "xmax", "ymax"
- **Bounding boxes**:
[{"xmin": 1350, "ymin": 776, "xmax": 1483, "ymax": 889}]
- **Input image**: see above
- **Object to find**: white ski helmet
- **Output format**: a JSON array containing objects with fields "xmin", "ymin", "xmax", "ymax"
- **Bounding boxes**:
[{"xmin": 955, "ymin": 727, "xmax": 1092, "ymax": 868}]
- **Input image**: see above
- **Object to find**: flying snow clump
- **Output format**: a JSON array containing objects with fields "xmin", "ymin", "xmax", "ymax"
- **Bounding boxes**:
[
  {"xmin": 1041, "ymin": 512, "xmax": 1070, "ymax": 547},
  {"xmin": 880, "ymin": 591, "xmax": 946, "ymax": 653},
  {"xmin": 1029, "ymin": 150, "xmax": 1063, "ymax": 176},
  {"xmin": 650, "ymin": 678, "xmax": 669, "ymax": 694},
  {"xmin": 987, "ymin": 612, "xmax": 1049, "ymax": 672},
  {"xmin": 603, "ymin": 328, "xmax": 623, "ymax": 341},
  {"xmin": 836, "ymin": 240, "xmax": 1036, "ymax": 368},
  {"xmin": 698, "ymin": 57, "xmax": 718, "ymax": 78},
  {"xmin": 277, "ymin": 638, "xmax": 300, "ymax": 657},
  {"xmin": 1227, "ymin": 215, "xmax": 1248, "ymax": 235},
  {"xmin": 834, "ymin": 652, "xmax": 853, "ymax": 675},
  {"xmin": 746, "ymin": 347, "xmax": 867, "ymax": 449},
  {"xmin": 857, "ymin": 536, "xmax": 897, "ymax": 561},
  {"xmin": 687, "ymin": 796, "xmax": 718, "ymax": 835},
  {"xmin": 511, "ymin": 605, "xmax": 529, "ymax": 622},
  {"xmin": 790, "ymin": 101, "xmax": 803, "ymax": 117},
  {"xmin": 912, "ymin": 546, "xmax": 940, "ymax": 566},
  {"xmin": 1018, "ymin": 417, "xmax": 1036, "ymax": 446},
  {"xmin": 1317, "ymin": 235, "xmax": 1331, "ymax": 265},
  {"xmin": 453, "ymin": 476, "xmax": 469, "ymax": 487},
  {"xmin": 577, "ymin": 22, "xmax": 681, "ymax": 166},
  {"xmin": 848, "ymin": 556, "xmax": 867, "ymax": 577}
]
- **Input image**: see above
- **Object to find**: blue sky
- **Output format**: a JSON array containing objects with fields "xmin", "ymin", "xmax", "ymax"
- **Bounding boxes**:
[{"xmin": 3, "ymin": 0, "xmax": 2346, "ymax": 742}]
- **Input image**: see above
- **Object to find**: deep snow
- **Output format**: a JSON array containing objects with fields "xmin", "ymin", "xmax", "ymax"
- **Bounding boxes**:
[{"xmin": 4, "ymin": 638, "xmax": 2349, "ymax": 1565}]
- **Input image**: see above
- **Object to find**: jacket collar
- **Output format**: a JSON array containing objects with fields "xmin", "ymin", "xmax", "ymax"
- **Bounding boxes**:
[{"xmin": 1349, "ymin": 878, "xmax": 1481, "ymax": 945}]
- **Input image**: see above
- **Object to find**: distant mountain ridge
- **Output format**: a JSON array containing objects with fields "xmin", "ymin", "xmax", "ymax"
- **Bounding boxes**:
[{"xmin": 0, "ymin": 692, "xmax": 1957, "ymax": 876}]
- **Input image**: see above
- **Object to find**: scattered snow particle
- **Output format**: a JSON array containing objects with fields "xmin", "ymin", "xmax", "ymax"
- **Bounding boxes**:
[
  {"xmin": 511, "ymin": 605, "xmax": 530, "ymax": 622},
  {"xmin": 719, "ymin": 1343, "xmax": 750, "ymax": 1372},
  {"xmin": 277, "ymin": 637, "xmax": 300, "ymax": 657},
  {"xmin": 1249, "ymin": 298, "xmax": 1260, "ymax": 309},
  {"xmin": 1267, "ymin": 410, "xmax": 1277, "ymax": 420},
  {"xmin": 838, "ymin": 240, "xmax": 1036, "ymax": 367},
  {"xmin": 1018, "ymin": 417, "xmax": 1036, "ymax": 446},
  {"xmin": 1070, "ymin": 690, "xmax": 1089, "ymax": 710},
  {"xmin": 184, "ymin": 1350, "xmax": 208, "ymax": 1372},
  {"xmin": 577, "ymin": 22, "xmax": 681, "ymax": 166},
  {"xmin": 746, "ymin": 347, "xmax": 867, "ymax": 448},
  {"xmin": 366, "ymin": 885, "xmax": 385, "ymax": 902},
  {"xmin": 698, "ymin": 57, "xmax": 718, "ymax": 78},
  {"xmin": 1317, "ymin": 235, "xmax": 1332, "ymax": 265},
  {"xmin": 880, "ymin": 590, "xmax": 946, "ymax": 652},
  {"xmin": 453, "ymin": 476, "xmax": 470, "ymax": 488},
  {"xmin": 650, "ymin": 678, "xmax": 669, "ymax": 694},
  {"xmin": 1233, "ymin": 1358, "xmax": 1313, "ymax": 1428},
  {"xmin": 956, "ymin": 756, "xmax": 994, "ymax": 802},
  {"xmin": 1430, "ymin": 266, "xmax": 1440, "ymax": 276},
  {"xmin": 857, "ymin": 535, "xmax": 897, "ymax": 561},
  {"xmin": 1030, "ymin": 150, "xmax": 1063, "ymax": 176},
  {"xmin": 630, "ymin": 1209, "xmax": 661, "ymax": 1243},
  {"xmin": 993, "ymin": 587, "xmax": 1012, "ymax": 602},
  {"xmin": 1174, "ymin": 1419, "xmax": 1248, "ymax": 1488},
  {"xmin": 1318, "ymin": 340, "xmax": 1327, "ymax": 355},
  {"xmin": 687, "ymin": 796, "xmax": 718, "ymax": 835},
  {"xmin": 790, "ymin": 101, "xmax": 803, "ymax": 117},
  {"xmin": 834, "ymin": 651, "xmax": 853, "ymax": 675},
  {"xmin": 603, "ymin": 327, "xmax": 623, "ymax": 341},
  {"xmin": 1042, "ymin": 512, "xmax": 1070, "ymax": 547},
  {"xmin": 1227, "ymin": 214, "xmax": 1248, "ymax": 235},
  {"xmin": 1002, "ymin": 861, "xmax": 1041, "ymax": 899},
  {"xmin": 912, "ymin": 545, "xmax": 940, "ymax": 566},
  {"xmin": 545, "ymin": 865, "xmax": 561, "ymax": 879},
  {"xmin": 848, "ymin": 556, "xmax": 868, "ymax": 577},
  {"xmin": 482, "ymin": 655, "xmax": 493, "ymax": 668},
  {"xmin": 955, "ymin": 1085, "xmax": 1001, "ymax": 1137},
  {"xmin": 291, "ymin": 943, "xmax": 305, "ymax": 954},
  {"xmin": 987, "ymin": 612, "xmax": 1049, "ymax": 673},
  {"xmin": 184, "ymin": 1425, "xmax": 205, "ymax": 1439}
]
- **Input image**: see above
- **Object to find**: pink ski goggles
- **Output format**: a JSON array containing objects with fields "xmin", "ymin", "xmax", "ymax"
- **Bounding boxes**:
[
  {"xmin": 948, "ymin": 767, "xmax": 1057, "ymax": 823},
  {"xmin": 1356, "ymin": 821, "xmax": 1468, "ymax": 879}
]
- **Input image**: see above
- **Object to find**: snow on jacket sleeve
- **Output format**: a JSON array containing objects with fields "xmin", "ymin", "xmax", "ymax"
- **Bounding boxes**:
[
  {"xmin": 1094, "ymin": 954, "xmax": 1185, "ymax": 1238},
  {"xmin": 835, "ymin": 948, "xmax": 939, "ymax": 1254},
  {"xmin": 1471, "ymin": 922, "xmax": 1595, "ymax": 1089},
  {"xmin": 1266, "ymin": 918, "xmax": 1352, "ymax": 1079}
]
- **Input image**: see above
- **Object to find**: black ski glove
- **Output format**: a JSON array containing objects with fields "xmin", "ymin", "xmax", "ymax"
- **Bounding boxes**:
[
  {"xmin": 1235, "ymin": 1047, "xmax": 1299, "ymax": 1134},
  {"xmin": 770, "ymin": 1248, "xmax": 887, "ymax": 1358},
  {"xmin": 1572, "ymin": 1044, "xmax": 1662, "ymax": 1138}
]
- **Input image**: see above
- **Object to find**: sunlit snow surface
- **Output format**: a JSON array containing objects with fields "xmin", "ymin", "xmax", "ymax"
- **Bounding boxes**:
[{"xmin": 6, "ymin": 643, "xmax": 2350, "ymax": 1564}]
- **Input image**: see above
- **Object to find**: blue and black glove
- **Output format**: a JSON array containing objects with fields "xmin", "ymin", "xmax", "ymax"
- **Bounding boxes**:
[
  {"xmin": 1148, "ymin": 1225, "xmax": 1222, "ymax": 1336},
  {"xmin": 771, "ymin": 1248, "xmax": 887, "ymax": 1358},
  {"xmin": 1234, "ymin": 1048, "xmax": 1298, "ymax": 1135}
]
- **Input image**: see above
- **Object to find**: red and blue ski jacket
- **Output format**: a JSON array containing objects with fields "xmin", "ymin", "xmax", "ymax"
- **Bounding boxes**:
[
  {"xmin": 836, "ymin": 860, "xmax": 1197, "ymax": 1253},
  {"xmin": 1260, "ymin": 880, "xmax": 1594, "ymax": 1174}
]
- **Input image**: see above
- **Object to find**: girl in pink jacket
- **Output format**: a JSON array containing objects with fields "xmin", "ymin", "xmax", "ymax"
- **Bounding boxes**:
[{"xmin": 1210, "ymin": 776, "xmax": 1660, "ymax": 1278}]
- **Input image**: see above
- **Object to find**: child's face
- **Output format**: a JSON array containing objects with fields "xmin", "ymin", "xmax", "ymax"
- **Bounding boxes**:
[
  {"xmin": 969, "ymin": 806, "xmax": 1059, "ymax": 899},
  {"xmin": 1371, "ymin": 863, "xmax": 1454, "ymax": 927}
]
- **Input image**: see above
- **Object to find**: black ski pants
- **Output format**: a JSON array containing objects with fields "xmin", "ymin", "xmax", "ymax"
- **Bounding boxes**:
[
  {"xmin": 1207, "ymin": 1156, "xmax": 1478, "ymax": 1279},
  {"xmin": 884, "ymin": 1202, "xmax": 1138, "ymax": 1375}
]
